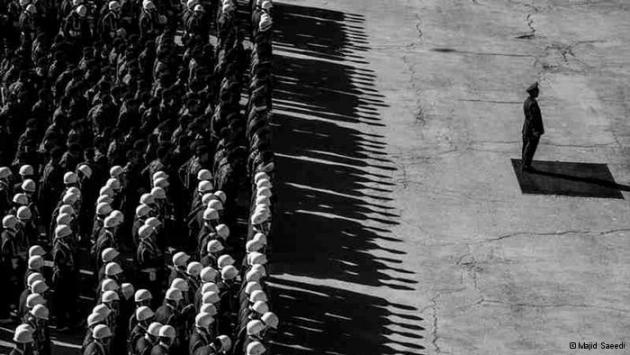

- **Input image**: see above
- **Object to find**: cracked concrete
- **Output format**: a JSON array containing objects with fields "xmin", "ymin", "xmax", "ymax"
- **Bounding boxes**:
[{"xmin": 275, "ymin": 0, "xmax": 630, "ymax": 354}]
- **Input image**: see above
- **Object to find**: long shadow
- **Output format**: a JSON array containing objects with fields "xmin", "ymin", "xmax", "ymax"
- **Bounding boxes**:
[{"xmin": 270, "ymin": 3, "xmax": 423, "ymax": 354}]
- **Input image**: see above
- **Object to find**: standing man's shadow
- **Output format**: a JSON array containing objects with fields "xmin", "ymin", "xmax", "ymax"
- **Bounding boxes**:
[{"xmin": 511, "ymin": 159, "xmax": 627, "ymax": 199}]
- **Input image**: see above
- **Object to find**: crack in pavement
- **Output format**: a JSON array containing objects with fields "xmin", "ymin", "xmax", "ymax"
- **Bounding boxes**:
[
  {"xmin": 430, "ymin": 293, "xmax": 442, "ymax": 354},
  {"xmin": 483, "ymin": 299, "xmax": 630, "ymax": 314},
  {"xmin": 480, "ymin": 228, "xmax": 630, "ymax": 243}
]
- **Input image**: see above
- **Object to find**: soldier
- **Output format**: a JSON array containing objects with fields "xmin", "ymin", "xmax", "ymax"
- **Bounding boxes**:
[
  {"xmin": 10, "ymin": 324, "xmax": 36, "ymax": 355},
  {"xmin": 2, "ymin": 214, "xmax": 25, "ymax": 312},
  {"xmin": 128, "ymin": 306, "xmax": 154, "ymax": 355},
  {"xmin": 189, "ymin": 312, "xmax": 215, "ymax": 354},
  {"xmin": 83, "ymin": 324, "xmax": 113, "ymax": 355},
  {"xmin": 51, "ymin": 224, "xmax": 78, "ymax": 332},
  {"xmin": 136, "ymin": 225, "xmax": 163, "ymax": 299},
  {"xmin": 521, "ymin": 82, "xmax": 544, "ymax": 172},
  {"xmin": 99, "ymin": 1, "xmax": 124, "ymax": 45},
  {"xmin": 129, "ymin": 289, "xmax": 153, "ymax": 330},
  {"xmin": 83, "ymin": 311, "xmax": 108, "ymax": 352},
  {"xmin": 92, "ymin": 215, "xmax": 121, "ymax": 269},
  {"xmin": 62, "ymin": 5, "xmax": 91, "ymax": 47},
  {"xmin": 150, "ymin": 324, "xmax": 176, "ymax": 355},
  {"xmin": 38, "ymin": 148, "xmax": 64, "ymax": 227},
  {"xmin": 134, "ymin": 321, "xmax": 162, "ymax": 355},
  {"xmin": 139, "ymin": 0, "xmax": 162, "ymax": 40},
  {"xmin": 26, "ymin": 304, "xmax": 51, "ymax": 355}
]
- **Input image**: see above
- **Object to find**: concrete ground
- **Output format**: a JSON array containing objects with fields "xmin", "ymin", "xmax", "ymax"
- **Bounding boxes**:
[{"xmin": 270, "ymin": 0, "xmax": 630, "ymax": 354}]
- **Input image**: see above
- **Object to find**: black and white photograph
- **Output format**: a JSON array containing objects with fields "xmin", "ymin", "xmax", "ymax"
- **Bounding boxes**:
[{"xmin": 0, "ymin": 0, "xmax": 628, "ymax": 354}]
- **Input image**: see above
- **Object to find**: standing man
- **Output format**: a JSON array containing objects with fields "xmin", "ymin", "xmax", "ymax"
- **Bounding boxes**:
[{"xmin": 521, "ymin": 82, "xmax": 544, "ymax": 172}]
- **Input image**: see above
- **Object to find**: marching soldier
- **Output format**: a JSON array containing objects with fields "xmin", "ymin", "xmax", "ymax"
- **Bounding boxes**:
[{"xmin": 83, "ymin": 324, "xmax": 113, "ymax": 355}]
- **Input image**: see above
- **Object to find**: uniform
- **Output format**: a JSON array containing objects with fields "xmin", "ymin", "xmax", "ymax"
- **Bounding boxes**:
[
  {"xmin": 52, "ymin": 236, "xmax": 78, "ymax": 329},
  {"xmin": 521, "ymin": 83, "xmax": 544, "ymax": 170}
]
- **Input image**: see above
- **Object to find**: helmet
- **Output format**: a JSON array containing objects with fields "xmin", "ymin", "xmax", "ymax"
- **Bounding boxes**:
[
  {"xmin": 203, "ymin": 208, "xmax": 219, "ymax": 221},
  {"xmin": 99, "ymin": 186, "xmax": 114, "ymax": 197},
  {"xmin": 25, "ymin": 3, "xmax": 36, "ymax": 14},
  {"xmin": 101, "ymin": 248, "xmax": 119, "ymax": 263},
  {"xmin": 97, "ymin": 195, "xmax": 113, "ymax": 205},
  {"xmin": 67, "ymin": 186, "xmax": 81, "ymax": 197},
  {"xmin": 164, "ymin": 288, "xmax": 182, "ymax": 301},
  {"xmin": 122, "ymin": 283, "xmax": 134, "ymax": 299},
  {"xmin": 246, "ymin": 268, "xmax": 263, "ymax": 282},
  {"xmin": 152, "ymin": 171, "xmax": 168, "ymax": 182},
  {"xmin": 249, "ymin": 290, "xmax": 268, "ymax": 303},
  {"xmin": 197, "ymin": 180, "xmax": 213, "ymax": 193},
  {"xmin": 145, "ymin": 217, "xmax": 161, "ymax": 228},
  {"xmin": 202, "ymin": 291, "xmax": 220, "ymax": 304},
  {"xmin": 109, "ymin": 165, "xmax": 123, "ymax": 178},
  {"xmin": 259, "ymin": 12, "xmax": 273, "ymax": 32},
  {"xmin": 62, "ymin": 192, "xmax": 79, "ymax": 205},
  {"xmin": 21, "ymin": 179, "xmax": 36, "ymax": 192},
  {"xmin": 245, "ymin": 282, "xmax": 262, "ymax": 295},
  {"xmin": 251, "ymin": 264, "xmax": 267, "ymax": 277},
  {"xmin": 170, "ymin": 278, "xmax": 189, "ymax": 292},
  {"xmin": 27, "ymin": 273, "xmax": 44, "ymax": 287},
  {"xmin": 92, "ymin": 324, "xmax": 112, "ymax": 339},
  {"xmin": 26, "ymin": 294, "xmax": 45, "ymax": 308},
  {"xmin": 172, "ymin": 252, "xmax": 190, "ymax": 266},
  {"xmin": 252, "ymin": 233, "xmax": 267, "ymax": 245},
  {"xmin": 147, "ymin": 322, "xmax": 162, "ymax": 336},
  {"xmin": 221, "ymin": 265, "xmax": 238, "ymax": 280},
  {"xmin": 77, "ymin": 164, "xmax": 92, "ymax": 178},
  {"xmin": 255, "ymin": 195, "xmax": 270, "ymax": 207},
  {"xmin": 217, "ymin": 335, "xmax": 232, "ymax": 352},
  {"xmin": 261, "ymin": 0, "xmax": 272, "ymax": 10},
  {"xmin": 103, "ymin": 216, "xmax": 120, "ymax": 228},
  {"xmin": 105, "ymin": 262, "xmax": 123, "ymax": 276},
  {"xmin": 200, "ymin": 267, "xmax": 218, "ymax": 282},
  {"xmin": 254, "ymin": 172, "xmax": 269, "ymax": 184},
  {"xmin": 108, "ymin": 0, "xmax": 120, "ymax": 11},
  {"xmin": 208, "ymin": 200, "xmax": 223, "ymax": 211},
  {"xmin": 257, "ymin": 187, "xmax": 272, "ymax": 198},
  {"xmin": 101, "ymin": 290, "xmax": 120, "ymax": 303},
  {"xmin": 246, "ymin": 320, "xmax": 265, "ymax": 336},
  {"xmin": 2, "ymin": 214, "xmax": 18, "ymax": 229},
  {"xmin": 201, "ymin": 193, "xmax": 214, "ymax": 207},
  {"xmin": 76, "ymin": 5, "xmax": 87, "ymax": 17},
  {"xmin": 59, "ymin": 204, "xmax": 75, "ymax": 216},
  {"xmin": 246, "ymin": 239, "xmax": 263, "ymax": 253},
  {"xmin": 186, "ymin": 0, "xmax": 196, "ymax": 10},
  {"xmin": 216, "ymin": 224, "xmax": 230, "ymax": 239},
  {"xmin": 251, "ymin": 301, "xmax": 269, "ymax": 315},
  {"xmin": 158, "ymin": 325, "xmax": 176, "ymax": 339},
  {"xmin": 135, "ymin": 306, "xmax": 154, "ymax": 321},
  {"xmin": 247, "ymin": 252, "xmax": 268, "ymax": 266},
  {"xmin": 256, "ymin": 179, "xmax": 272, "ymax": 189},
  {"xmin": 200, "ymin": 303, "xmax": 217, "ymax": 316},
  {"xmin": 0, "ymin": 167, "xmax": 11, "ymax": 179},
  {"xmin": 17, "ymin": 206, "xmax": 32, "ymax": 220},
  {"xmin": 261, "ymin": 311, "xmax": 279, "ymax": 329},
  {"xmin": 143, "ymin": 0, "xmax": 155, "ymax": 10},
  {"xmin": 197, "ymin": 169, "xmax": 212, "ymax": 181},
  {"xmin": 92, "ymin": 304, "xmax": 112, "ymax": 317},
  {"xmin": 206, "ymin": 239, "xmax": 224, "ymax": 253},
  {"xmin": 201, "ymin": 282, "xmax": 219, "ymax": 295},
  {"xmin": 194, "ymin": 312, "xmax": 214, "ymax": 328},
  {"xmin": 28, "ymin": 255, "xmax": 43, "ymax": 270},
  {"xmin": 55, "ymin": 224, "xmax": 72, "ymax": 238},
  {"xmin": 97, "ymin": 202, "xmax": 113, "ymax": 216},
  {"xmin": 140, "ymin": 193, "xmax": 155, "ymax": 205},
  {"xmin": 138, "ymin": 225, "xmax": 154, "ymax": 239},
  {"xmin": 63, "ymin": 172, "xmax": 78, "ymax": 185},
  {"xmin": 56, "ymin": 212, "xmax": 73, "ymax": 226},
  {"xmin": 217, "ymin": 255, "xmax": 234, "ymax": 268},
  {"xmin": 12, "ymin": 193, "xmax": 28, "ymax": 205},
  {"xmin": 193, "ymin": 3, "xmax": 204, "ymax": 12},
  {"xmin": 214, "ymin": 190, "xmax": 227, "ymax": 203},
  {"xmin": 110, "ymin": 210, "xmax": 124, "ymax": 223},
  {"xmin": 136, "ymin": 204, "xmax": 151, "ymax": 217},
  {"xmin": 13, "ymin": 325, "xmax": 34, "ymax": 343},
  {"xmin": 134, "ymin": 289, "xmax": 152, "ymax": 302},
  {"xmin": 100, "ymin": 279, "xmax": 119, "ymax": 292},
  {"xmin": 29, "ymin": 245, "xmax": 45, "ymax": 257},
  {"xmin": 186, "ymin": 261, "xmax": 203, "ymax": 276},
  {"xmin": 87, "ymin": 312, "xmax": 105, "ymax": 327},
  {"xmin": 247, "ymin": 341, "xmax": 266, "ymax": 355},
  {"xmin": 31, "ymin": 280, "xmax": 49, "ymax": 294},
  {"xmin": 151, "ymin": 187, "xmax": 166, "ymax": 199},
  {"xmin": 153, "ymin": 177, "xmax": 169, "ymax": 188}
]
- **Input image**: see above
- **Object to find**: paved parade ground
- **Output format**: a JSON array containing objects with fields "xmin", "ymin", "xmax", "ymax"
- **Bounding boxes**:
[{"xmin": 269, "ymin": 0, "xmax": 630, "ymax": 354}]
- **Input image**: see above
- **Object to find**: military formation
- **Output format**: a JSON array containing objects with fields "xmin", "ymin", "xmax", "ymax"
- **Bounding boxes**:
[{"xmin": 0, "ymin": 0, "xmax": 277, "ymax": 352}]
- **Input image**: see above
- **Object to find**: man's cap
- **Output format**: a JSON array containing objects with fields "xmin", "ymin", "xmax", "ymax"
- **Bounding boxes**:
[{"xmin": 526, "ymin": 81, "xmax": 539, "ymax": 93}]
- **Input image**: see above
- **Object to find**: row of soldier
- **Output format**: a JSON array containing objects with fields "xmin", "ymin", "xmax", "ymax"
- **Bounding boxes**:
[{"xmin": 1, "ymin": 0, "xmax": 277, "ymax": 350}]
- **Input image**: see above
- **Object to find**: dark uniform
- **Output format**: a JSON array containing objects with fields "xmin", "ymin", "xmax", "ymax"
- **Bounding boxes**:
[
  {"xmin": 521, "ymin": 82, "xmax": 544, "ymax": 171},
  {"xmin": 51, "ymin": 235, "xmax": 78, "ymax": 329}
]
